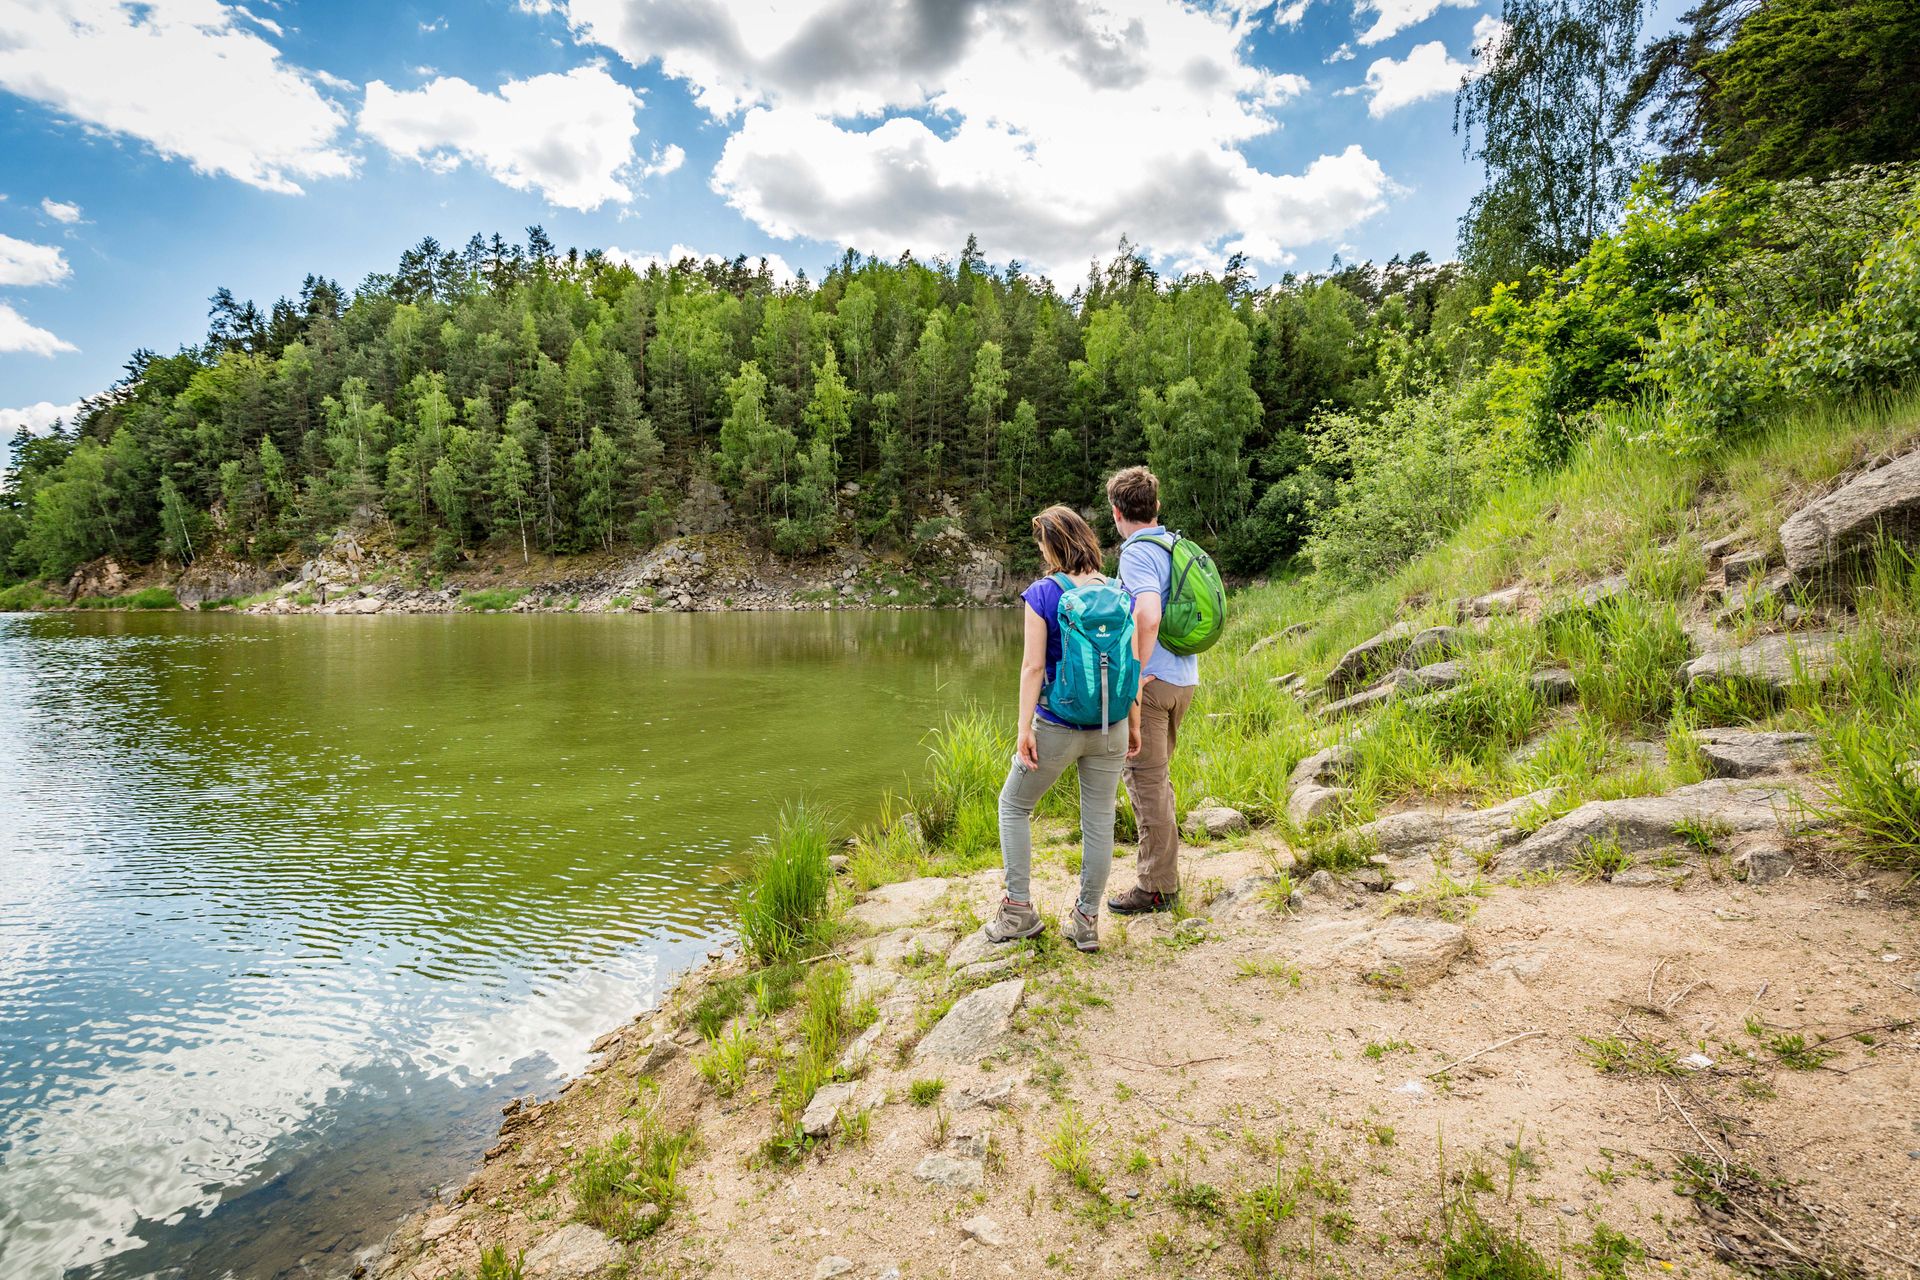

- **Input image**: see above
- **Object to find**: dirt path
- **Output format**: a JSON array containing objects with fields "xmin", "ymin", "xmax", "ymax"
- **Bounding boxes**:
[{"xmin": 372, "ymin": 822, "xmax": 1918, "ymax": 1280}]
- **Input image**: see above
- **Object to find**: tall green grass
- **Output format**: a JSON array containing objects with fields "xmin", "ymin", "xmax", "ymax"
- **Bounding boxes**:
[
  {"xmin": 569, "ymin": 1082, "xmax": 693, "ymax": 1241},
  {"xmin": 1547, "ymin": 596, "xmax": 1692, "ymax": 730},
  {"xmin": 734, "ymin": 803, "xmax": 836, "ymax": 965}
]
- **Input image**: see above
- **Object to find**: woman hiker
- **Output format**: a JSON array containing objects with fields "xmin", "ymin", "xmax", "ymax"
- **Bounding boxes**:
[{"xmin": 986, "ymin": 505, "xmax": 1142, "ymax": 953}]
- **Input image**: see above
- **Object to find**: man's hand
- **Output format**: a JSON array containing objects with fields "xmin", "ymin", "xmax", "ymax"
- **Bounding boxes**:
[
  {"xmin": 1016, "ymin": 725, "xmax": 1040, "ymax": 770},
  {"xmin": 1126, "ymin": 719, "xmax": 1142, "ymax": 759}
]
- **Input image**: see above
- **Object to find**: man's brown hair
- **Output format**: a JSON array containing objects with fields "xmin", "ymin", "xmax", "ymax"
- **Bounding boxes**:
[
  {"xmin": 1031, "ymin": 504, "xmax": 1104, "ymax": 575},
  {"xmin": 1106, "ymin": 466, "xmax": 1160, "ymax": 524}
]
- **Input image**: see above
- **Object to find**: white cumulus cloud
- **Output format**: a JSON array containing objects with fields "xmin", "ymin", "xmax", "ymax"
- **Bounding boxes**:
[
  {"xmin": 41, "ymin": 198, "xmax": 84, "ymax": 224},
  {"xmin": 0, "ymin": 0, "xmax": 354, "ymax": 193},
  {"xmin": 0, "ymin": 302, "xmax": 77, "ymax": 357},
  {"xmin": 1357, "ymin": 39, "xmax": 1470, "ymax": 115},
  {"xmin": 563, "ymin": 0, "xmax": 1383, "ymax": 277},
  {"xmin": 605, "ymin": 243, "xmax": 798, "ymax": 285},
  {"xmin": 360, "ymin": 66, "xmax": 647, "ymax": 211},
  {"xmin": 0, "ymin": 234, "xmax": 72, "ymax": 287},
  {"xmin": 0, "ymin": 398, "xmax": 84, "ymax": 435},
  {"xmin": 1353, "ymin": 0, "xmax": 1476, "ymax": 45}
]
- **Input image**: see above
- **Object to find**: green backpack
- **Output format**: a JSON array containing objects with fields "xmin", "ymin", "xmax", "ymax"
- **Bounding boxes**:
[{"xmin": 1125, "ymin": 531, "xmax": 1227, "ymax": 656}]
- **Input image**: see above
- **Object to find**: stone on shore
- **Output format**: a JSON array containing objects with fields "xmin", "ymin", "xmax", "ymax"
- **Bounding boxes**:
[
  {"xmin": 1780, "ymin": 448, "xmax": 1920, "ymax": 580},
  {"xmin": 961, "ymin": 1215, "xmax": 1006, "ymax": 1246},
  {"xmin": 524, "ymin": 1224, "xmax": 620, "ymax": 1277},
  {"xmin": 1501, "ymin": 780, "xmax": 1792, "ymax": 872},
  {"xmin": 850, "ymin": 877, "xmax": 951, "ymax": 928},
  {"xmin": 916, "ymin": 978, "xmax": 1024, "ymax": 1060},
  {"xmin": 1346, "ymin": 788, "xmax": 1560, "ymax": 863},
  {"xmin": 1328, "ymin": 918, "xmax": 1468, "ymax": 988}
]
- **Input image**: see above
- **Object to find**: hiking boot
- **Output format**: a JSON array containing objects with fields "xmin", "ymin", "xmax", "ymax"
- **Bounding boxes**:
[
  {"xmin": 1061, "ymin": 907, "xmax": 1100, "ymax": 953},
  {"xmin": 1106, "ymin": 885, "xmax": 1176, "ymax": 915},
  {"xmin": 984, "ymin": 897, "xmax": 1043, "ymax": 942}
]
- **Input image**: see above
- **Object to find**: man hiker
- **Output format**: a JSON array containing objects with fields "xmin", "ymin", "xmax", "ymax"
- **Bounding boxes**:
[{"xmin": 1104, "ymin": 466, "xmax": 1198, "ymax": 914}]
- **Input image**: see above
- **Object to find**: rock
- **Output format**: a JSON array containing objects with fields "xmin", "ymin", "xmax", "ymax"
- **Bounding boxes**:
[
  {"xmin": 1290, "ymin": 744, "xmax": 1354, "ymax": 790},
  {"xmin": 828, "ymin": 853, "xmax": 849, "ymax": 874},
  {"xmin": 1462, "ymin": 586, "xmax": 1527, "ymax": 618},
  {"xmin": 1402, "ymin": 659, "xmax": 1467, "ymax": 693},
  {"xmin": 524, "ymin": 1224, "xmax": 620, "ymax": 1277},
  {"xmin": 956, "ymin": 1077, "xmax": 1015, "ymax": 1109},
  {"xmin": 1780, "ymin": 448, "xmax": 1920, "ymax": 581},
  {"xmin": 1611, "ymin": 867, "xmax": 1690, "ymax": 888},
  {"xmin": 1501, "ymin": 780, "xmax": 1792, "ymax": 872},
  {"xmin": 913, "ymin": 1154, "xmax": 985, "ymax": 1189},
  {"xmin": 850, "ymin": 877, "xmax": 951, "ymax": 928},
  {"xmin": 1732, "ymin": 841, "xmax": 1795, "ymax": 884},
  {"xmin": 945, "ymin": 929, "xmax": 999, "ymax": 970},
  {"xmin": 1528, "ymin": 668, "xmax": 1577, "ymax": 703},
  {"xmin": 1184, "ymin": 804, "xmax": 1248, "ymax": 838},
  {"xmin": 1210, "ymin": 874, "xmax": 1282, "ymax": 921},
  {"xmin": 1331, "ymin": 919, "xmax": 1469, "ymax": 987},
  {"xmin": 1683, "ymin": 632, "xmax": 1841, "ymax": 694},
  {"xmin": 1693, "ymin": 728, "xmax": 1816, "ymax": 779},
  {"xmin": 801, "ymin": 1081, "xmax": 859, "ymax": 1138},
  {"xmin": 838, "ymin": 1016, "xmax": 888, "ymax": 1072},
  {"xmin": 1318, "ymin": 679, "xmax": 1400, "ymax": 720},
  {"xmin": 420, "ymin": 1213, "xmax": 463, "ymax": 1243},
  {"xmin": 1399, "ymin": 626, "xmax": 1461, "ymax": 668},
  {"xmin": 1346, "ymin": 788, "xmax": 1560, "ymax": 863},
  {"xmin": 848, "ymin": 964, "xmax": 898, "ymax": 1002},
  {"xmin": 961, "ymin": 1216, "xmax": 1006, "ymax": 1246},
  {"xmin": 954, "ymin": 954, "xmax": 1028, "ymax": 984},
  {"xmin": 814, "ymin": 1257, "xmax": 854, "ymax": 1279},
  {"xmin": 1547, "ymin": 574, "xmax": 1630, "ymax": 619},
  {"xmin": 916, "ymin": 978, "xmax": 1024, "ymax": 1060},
  {"xmin": 1326, "ymin": 622, "xmax": 1419, "ymax": 695},
  {"xmin": 865, "ymin": 927, "xmax": 957, "ymax": 968},
  {"xmin": 1722, "ymin": 550, "xmax": 1769, "ymax": 585}
]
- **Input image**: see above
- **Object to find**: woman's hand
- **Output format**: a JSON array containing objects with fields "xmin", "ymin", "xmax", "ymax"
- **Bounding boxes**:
[{"xmin": 1016, "ymin": 724, "xmax": 1040, "ymax": 770}]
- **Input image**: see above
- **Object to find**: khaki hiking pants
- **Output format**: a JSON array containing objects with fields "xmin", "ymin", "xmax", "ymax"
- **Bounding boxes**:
[{"xmin": 1124, "ymin": 678, "xmax": 1195, "ymax": 894}]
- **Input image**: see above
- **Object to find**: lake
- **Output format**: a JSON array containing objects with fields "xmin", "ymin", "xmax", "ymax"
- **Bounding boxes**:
[{"xmin": 0, "ymin": 609, "xmax": 1009, "ymax": 1280}]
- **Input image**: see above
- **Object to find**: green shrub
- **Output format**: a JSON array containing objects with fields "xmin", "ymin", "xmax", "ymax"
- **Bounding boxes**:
[
  {"xmin": 0, "ymin": 582, "xmax": 57, "ymax": 610},
  {"xmin": 461, "ymin": 587, "xmax": 525, "ymax": 612},
  {"xmin": 476, "ymin": 1245, "xmax": 526, "ymax": 1280},
  {"xmin": 734, "ymin": 803, "xmax": 836, "ymax": 965}
]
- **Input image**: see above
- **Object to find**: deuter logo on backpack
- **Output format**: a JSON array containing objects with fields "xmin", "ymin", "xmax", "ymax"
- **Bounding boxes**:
[{"xmin": 1126, "ymin": 531, "xmax": 1227, "ymax": 655}]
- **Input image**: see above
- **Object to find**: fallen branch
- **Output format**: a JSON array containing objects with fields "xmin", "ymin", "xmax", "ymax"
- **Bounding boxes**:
[
  {"xmin": 1426, "ymin": 1030, "xmax": 1545, "ymax": 1078},
  {"xmin": 1659, "ymin": 1082, "xmax": 1727, "ymax": 1169},
  {"xmin": 1092, "ymin": 1051, "xmax": 1233, "ymax": 1070},
  {"xmin": 1804, "ymin": 1017, "xmax": 1914, "ymax": 1050}
]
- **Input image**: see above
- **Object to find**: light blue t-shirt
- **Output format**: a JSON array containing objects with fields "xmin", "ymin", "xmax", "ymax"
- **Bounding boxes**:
[{"xmin": 1118, "ymin": 527, "xmax": 1199, "ymax": 687}]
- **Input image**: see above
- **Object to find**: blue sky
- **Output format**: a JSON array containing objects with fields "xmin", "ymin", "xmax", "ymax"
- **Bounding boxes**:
[{"xmin": 0, "ymin": 0, "xmax": 1604, "ymax": 429}]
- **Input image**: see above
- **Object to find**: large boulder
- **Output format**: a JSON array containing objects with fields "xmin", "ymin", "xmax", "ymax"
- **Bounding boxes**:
[
  {"xmin": 1780, "ymin": 449, "xmax": 1920, "ymax": 581},
  {"xmin": 800, "ymin": 1081, "xmax": 860, "ymax": 1138},
  {"xmin": 1683, "ymin": 632, "xmax": 1841, "ymax": 694},
  {"xmin": 1185, "ymin": 804, "xmax": 1249, "ymax": 839},
  {"xmin": 1501, "ymin": 780, "xmax": 1792, "ymax": 872},
  {"xmin": 1346, "ymin": 788, "xmax": 1561, "ymax": 863},
  {"xmin": 916, "ymin": 978, "xmax": 1024, "ymax": 1060},
  {"xmin": 1401, "ymin": 659, "xmax": 1467, "ymax": 694},
  {"xmin": 1693, "ymin": 728, "xmax": 1817, "ymax": 779},
  {"xmin": 1325, "ymin": 622, "xmax": 1419, "ymax": 696},
  {"xmin": 1287, "ymin": 744, "xmax": 1355, "ymax": 825}
]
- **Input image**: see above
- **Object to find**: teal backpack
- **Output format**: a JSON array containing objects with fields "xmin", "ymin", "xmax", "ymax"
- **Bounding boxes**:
[
  {"xmin": 1123, "ymin": 531, "xmax": 1227, "ymax": 656},
  {"xmin": 1043, "ymin": 573, "xmax": 1141, "ymax": 745}
]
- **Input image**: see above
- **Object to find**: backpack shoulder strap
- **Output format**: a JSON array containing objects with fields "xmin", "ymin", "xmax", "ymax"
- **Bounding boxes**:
[{"xmin": 1048, "ymin": 571, "xmax": 1076, "ymax": 593}]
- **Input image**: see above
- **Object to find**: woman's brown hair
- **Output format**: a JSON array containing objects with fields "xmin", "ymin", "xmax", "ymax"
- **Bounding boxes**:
[{"xmin": 1031, "ymin": 504, "xmax": 1104, "ymax": 576}]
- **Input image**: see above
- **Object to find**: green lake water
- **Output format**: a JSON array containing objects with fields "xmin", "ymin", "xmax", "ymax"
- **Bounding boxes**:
[{"xmin": 0, "ymin": 609, "xmax": 1010, "ymax": 1279}]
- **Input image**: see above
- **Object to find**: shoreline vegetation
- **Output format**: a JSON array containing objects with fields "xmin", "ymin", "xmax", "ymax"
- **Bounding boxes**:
[{"xmin": 366, "ymin": 388, "xmax": 1919, "ymax": 1280}]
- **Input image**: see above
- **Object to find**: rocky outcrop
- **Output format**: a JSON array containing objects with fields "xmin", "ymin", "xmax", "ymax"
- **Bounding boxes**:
[
  {"xmin": 1317, "ymin": 679, "xmax": 1400, "ymax": 720},
  {"xmin": 849, "ymin": 877, "xmax": 950, "ymax": 929},
  {"xmin": 1780, "ymin": 448, "xmax": 1920, "ymax": 581},
  {"xmin": 1401, "ymin": 659, "xmax": 1466, "ymax": 694},
  {"xmin": 1314, "ymin": 918, "xmax": 1469, "ymax": 988},
  {"xmin": 1398, "ymin": 625, "xmax": 1461, "ymax": 669},
  {"xmin": 64, "ymin": 556, "xmax": 130, "ymax": 601},
  {"xmin": 1501, "ymin": 780, "xmax": 1793, "ymax": 872},
  {"xmin": 1287, "ymin": 745, "xmax": 1354, "ymax": 826},
  {"xmin": 1693, "ymin": 728, "xmax": 1817, "ymax": 779},
  {"xmin": 1683, "ymin": 632, "xmax": 1842, "ymax": 694},
  {"xmin": 524, "ymin": 1224, "xmax": 620, "ymax": 1277},
  {"xmin": 916, "ymin": 978, "xmax": 1024, "ymax": 1060},
  {"xmin": 800, "ymin": 1081, "xmax": 859, "ymax": 1138}
]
